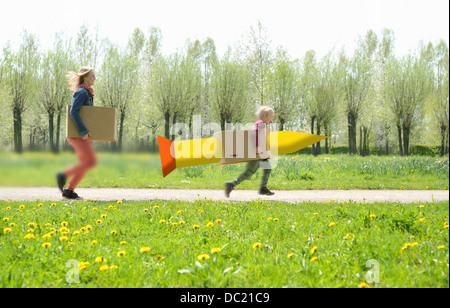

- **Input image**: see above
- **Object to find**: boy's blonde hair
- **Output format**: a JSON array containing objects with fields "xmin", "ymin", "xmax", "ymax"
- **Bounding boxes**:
[
  {"xmin": 66, "ymin": 67, "xmax": 94, "ymax": 92},
  {"xmin": 256, "ymin": 106, "xmax": 274, "ymax": 120}
]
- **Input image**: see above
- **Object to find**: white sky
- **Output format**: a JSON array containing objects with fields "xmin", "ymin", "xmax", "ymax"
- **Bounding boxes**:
[{"xmin": 0, "ymin": 0, "xmax": 448, "ymax": 59}]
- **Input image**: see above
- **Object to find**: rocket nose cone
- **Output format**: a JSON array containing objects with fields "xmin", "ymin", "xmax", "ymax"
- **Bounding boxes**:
[{"xmin": 269, "ymin": 131, "xmax": 328, "ymax": 155}]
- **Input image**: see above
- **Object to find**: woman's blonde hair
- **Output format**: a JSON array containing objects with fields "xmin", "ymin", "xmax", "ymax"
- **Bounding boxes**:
[
  {"xmin": 66, "ymin": 67, "xmax": 94, "ymax": 92},
  {"xmin": 256, "ymin": 106, "xmax": 274, "ymax": 120}
]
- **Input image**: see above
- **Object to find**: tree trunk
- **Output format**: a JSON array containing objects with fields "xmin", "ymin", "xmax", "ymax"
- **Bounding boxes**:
[
  {"xmin": 397, "ymin": 124, "xmax": 403, "ymax": 156},
  {"xmin": 440, "ymin": 124, "xmax": 446, "ymax": 157},
  {"xmin": 359, "ymin": 126, "xmax": 363, "ymax": 156},
  {"xmin": 13, "ymin": 107, "xmax": 23, "ymax": 154},
  {"xmin": 48, "ymin": 110, "xmax": 55, "ymax": 153},
  {"xmin": 325, "ymin": 124, "xmax": 329, "ymax": 154},
  {"xmin": 280, "ymin": 119, "xmax": 285, "ymax": 132},
  {"xmin": 311, "ymin": 116, "xmax": 316, "ymax": 156},
  {"xmin": 55, "ymin": 111, "xmax": 61, "ymax": 154},
  {"xmin": 385, "ymin": 134, "xmax": 389, "ymax": 155},
  {"xmin": 172, "ymin": 112, "xmax": 178, "ymax": 141},
  {"xmin": 316, "ymin": 119, "xmax": 321, "ymax": 155},
  {"xmin": 164, "ymin": 112, "xmax": 171, "ymax": 139},
  {"xmin": 403, "ymin": 124, "xmax": 410, "ymax": 156},
  {"xmin": 348, "ymin": 112, "xmax": 357, "ymax": 155},
  {"xmin": 118, "ymin": 111, "xmax": 125, "ymax": 152}
]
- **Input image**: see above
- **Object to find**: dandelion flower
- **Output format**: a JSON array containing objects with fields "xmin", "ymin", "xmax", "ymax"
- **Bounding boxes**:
[
  {"xmin": 143, "ymin": 209, "xmax": 148, "ymax": 212},
  {"xmin": 154, "ymin": 255, "xmax": 163, "ymax": 261},
  {"xmin": 117, "ymin": 251, "xmax": 126, "ymax": 257},
  {"xmin": 110, "ymin": 265, "xmax": 118, "ymax": 269},
  {"xmin": 50, "ymin": 203, "xmax": 56, "ymax": 207},
  {"xmin": 95, "ymin": 256, "xmax": 106, "ymax": 263},
  {"xmin": 79, "ymin": 262, "xmax": 90, "ymax": 270},
  {"xmin": 61, "ymin": 222, "xmax": 69, "ymax": 227},
  {"xmin": 358, "ymin": 282, "xmax": 370, "ymax": 288},
  {"xmin": 328, "ymin": 222, "xmax": 336, "ymax": 227},
  {"xmin": 154, "ymin": 205, "xmax": 160, "ymax": 209},
  {"xmin": 177, "ymin": 210, "xmax": 184, "ymax": 214},
  {"xmin": 27, "ymin": 229, "xmax": 34, "ymax": 233},
  {"xmin": 211, "ymin": 247, "xmax": 221, "ymax": 254},
  {"xmin": 314, "ymin": 213, "xmax": 319, "ymax": 216},
  {"xmin": 120, "ymin": 241, "xmax": 127, "ymax": 245},
  {"xmin": 5, "ymin": 207, "xmax": 11, "ymax": 211},
  {"xmin": 438, "ymin": 245, "xmax": 445, "ymax": 249},
  {"xmin": 101, "ymin": 214, "xmax": 107, "ymax": 219},
  {"xmin": 96, "ymin": 220, "xmax": 102, "ymax": 225},
  {"xmin": 369, "ymin": 214, "xmax": 376, "ymax": 219},
  {"xmin": 73, "ymin": 230, "xmax": 80, "ymax": 236},
  {"xmin": 86, "ymin": 225, "xmax": 93, "ymax": 231},
  {"xmin": 310, "ymin": 256, "xmax": 318, "ymax": 262},
  {"xmin": 117, "ymin": 200, "xmax": 123, "ymax": 204},
  {"xmin": 42, "ymin": 242, "xmax": 51, "ymax": 248},
  {"xmin": 287, "ymin": 253, "xmax": 294, "ymax": 258},
  {"xmin": 159, "ymin": 219, "xmax": 166, "ymax": 224},
  {"xmin": 2, "ymin": 217, "xmax": 9, "ymax": 222},
  {"xmin": 99, "ymin": 265, "xmax": 109, "ymax": 272},
  {"xmin": 9, "ymin": 223, "xmax": 15, "ymax": 227},
  {"xmin": 24, "ymin": 234, "xmax": 35, "ymax": 240},
  {"xmin": 215, "ymin": 219, "xmax": 222, "ymax": 224},
  {"xmin": 42, "ymin": 234, "xmax": 52, "ymax": 239},
  {"xmin": 192, "ymin": 224, "xmax": 200, "ymax": 230},
  {"xmin": 3, "ymin": 227, "xmax": 12, "ymax": 234},
  {"xmin": 110, "ymin": 230, "xmax": 117, "ymax": 236},
  {"xmin": 91, "ymin": 240, "xmax": 98, "ymax": 246},
  {"xmin": 444, "ymin": 222, "xmax": 449, "ymax": 229},
  {"xmin": 19, "ymin": 205, "xmax": 25, "ymax": 209},
  {"xmin": 197, "ymin": 253, "xmax": 210, "ymax": 261},
  {"xmin": 207, "ymin": 222, "xmax": 214, "ymax": 228},
  {"xmin": 140, "ymin": 247, "xmax": 151, "ymax": 253},
  {"xmin": 60, "ymin": 227, "xmax": 70, "ymax": 234},
  {"xmin": 310, "ymin": 246, "xmax": 318, "ymax": 254},
  {"xmin": 273, "ymin": 218, "xmax": 279, "ymax": 222},
  {"xmin": 252, "ymin": 242, "xmax": 262, "ymax": 250},
  {"xmin": 179, "ymin": 220, "xmax": 186, "ymax": 225}
]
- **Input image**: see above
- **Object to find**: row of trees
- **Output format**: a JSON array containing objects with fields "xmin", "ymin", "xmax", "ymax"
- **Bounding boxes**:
[{"xmin": 0, "ymin": 23, "xmax": 448, "ymax": 156}]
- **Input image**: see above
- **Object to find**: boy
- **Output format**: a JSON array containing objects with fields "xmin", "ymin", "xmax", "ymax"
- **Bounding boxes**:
[{"xmin": 225, "ymin": 106, "xmax": 275, "ymax": 197}]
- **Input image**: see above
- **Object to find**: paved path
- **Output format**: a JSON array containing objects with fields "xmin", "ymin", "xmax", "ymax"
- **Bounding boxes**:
[{"xmin": 0, "ymin": 187, "xmax": 448, "ymax": 203}]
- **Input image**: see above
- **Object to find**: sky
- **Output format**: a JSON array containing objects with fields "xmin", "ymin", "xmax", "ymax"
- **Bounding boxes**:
[{"xmin": 0, "ymin": 0, "xmax": 448, "ymax": 60}]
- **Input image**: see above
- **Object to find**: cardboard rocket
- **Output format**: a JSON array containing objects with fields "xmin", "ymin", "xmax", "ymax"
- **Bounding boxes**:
[{"xmin": 158, "ymin": 129, "xmax": 327, "ymax": 177}]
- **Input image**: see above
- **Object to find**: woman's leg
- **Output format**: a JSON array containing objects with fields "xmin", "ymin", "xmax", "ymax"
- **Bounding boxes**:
[
  {"xmin": 260, "ymin": 159, "xmax": 272, "ymax": 188},
  {"xmin": 65, "ymin": 138, "xmax": 97, "ymax": 190}
]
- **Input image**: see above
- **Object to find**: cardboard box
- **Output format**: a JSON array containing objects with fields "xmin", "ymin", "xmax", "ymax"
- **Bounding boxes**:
[
  {"xmin": 66, "ymin": 105, "xmax": 117, "ymax": 142},
  {"xmin": 213, "ymin": 129, "xmax": 271, "ymax": 165}
]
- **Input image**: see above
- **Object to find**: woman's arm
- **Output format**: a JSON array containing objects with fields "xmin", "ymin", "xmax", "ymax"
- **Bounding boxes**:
[{"xmin": 70, "ymin": 89, "xmax": 90, "ymax": 138}]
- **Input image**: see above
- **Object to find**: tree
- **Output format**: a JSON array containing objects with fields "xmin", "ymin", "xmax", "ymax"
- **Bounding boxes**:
[
  {"xmin": 97, "ymin": 43, "xmax": 140, "ymax": 151},
  {"xmin": 268, "ymin": 48, "xmax": 300, "ymax": 131},
  {"xmin": 210, "ymin": 57, "xmax": 250, "ymax": 131},
  {"xmin": 4, "ymin": 31, "xmax": 39, "ymax": 153},
  {"xmin": 39, "ymin": 33, "xmax": 73, "ymax": 153},
  {"xmin": 384, "ymin": 54, "xmax": 431, "ymax": 156}
]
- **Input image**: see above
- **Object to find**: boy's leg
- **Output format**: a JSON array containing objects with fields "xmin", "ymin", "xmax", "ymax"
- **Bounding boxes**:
[
  {"xmin": 231, "ymin": 160, "xmax": 259, "ymax": 187},
  {"xmin": 260, "ymin": 159, "xmax": 272, "ymax": 189}
]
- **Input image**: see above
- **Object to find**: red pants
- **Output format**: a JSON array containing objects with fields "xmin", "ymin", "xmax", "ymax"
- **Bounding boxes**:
[{"xmin": 64, "ymin": 138, "xmax": 97, "ymax": 190}]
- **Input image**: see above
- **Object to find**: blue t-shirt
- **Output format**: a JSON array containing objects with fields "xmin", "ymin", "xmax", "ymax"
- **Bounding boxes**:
[{"xmin": 70, "ymin": 88, "xmax": 94, "ymax": 137}]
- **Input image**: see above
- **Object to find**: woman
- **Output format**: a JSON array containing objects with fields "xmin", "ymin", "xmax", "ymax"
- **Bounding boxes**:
[{"xmin": 57, "ymin": 67, "xmax": 97, "ymax": 199}]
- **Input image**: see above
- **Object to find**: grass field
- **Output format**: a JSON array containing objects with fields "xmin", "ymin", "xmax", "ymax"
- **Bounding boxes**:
[
  {"xmin": 0, "ymin": 152, "xmax": 448, "ymax": 190},
  {"xmin": 0, "ymin": 199, "xmax": 448, "ymax": 288}
]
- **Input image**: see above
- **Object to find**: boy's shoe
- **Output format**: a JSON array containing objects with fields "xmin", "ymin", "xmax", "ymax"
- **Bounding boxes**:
[
  {"xmin": 56, "ymin": 172, "xmax": 67, "ymax": 193},
  {"xmin": 259, "ymin": 187, "xmax": 275, "ymax": 196},
  {"xmin": 225, "ymin": 182, "xmax": 234, "ymax": 198},
  {"xmin": 62, "ymin": 189, "xmax": 81, "ymax": 200}
]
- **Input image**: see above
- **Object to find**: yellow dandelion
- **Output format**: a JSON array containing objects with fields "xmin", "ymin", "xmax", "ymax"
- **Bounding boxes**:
[
  {"xmin": 215, "ymin": 219, "xmax": 222, "ymax": 224},
  {"xmin": 5, "ymin": 207, "xmax": 11, "ymax": 211},
  {"xmin": 328, "ymin": 222, "xmax": 336, "ymax": 227},
  {"xmin": 198, "ymin": 209, "xmax": 204, "ymax": 214},
  {"xmin": 310, "ymin": 256, "xmax": 318, "ymax": 262},
  {"xmin": 120, "ymin": 241, "xmax": 127, "ymax": 245},
  {"xmin": 95, "ymin": 256, "xmax": 106, "ymax": 263},
  {"xmin": 99, "ymin": 265, "xmax": 109, "ymax": 272},
  {"xmin": 443, "ymin": 222, "xmax": 449, "ymax": 229},
  {"xmin": 159, "ymin": 219, "xmax": 166, "ymax": 224},
  {"xmin": 314, "ymin": 213, "xmax": 319, "ymax": 216},
  {"xmin": 419, "ymin": 204, "xmax": 425, "ymax": 208},
  {"xmin": 345, "ymin": 233, "xmax": 354, "ymax": 240},
  {"xmin": 207, "ymin": 222, "xmax": 214, "ymax": 228},
  {"xmin": 110, "ymin": 265, "xmax": 118, "ymax": 269},
  {"xmin": 79, "ymin": 262, "xmax": 90, "ymax": 270},
  {"xmin": 91, "ymin": 207, "xmax": 97, "ymax": 211},
  {"xmin": 369, "ymin": 214, "xmax": 376, "ymax": 219},
  {"xmin": 110, "ymin": 230, "xmax": 117, "ymax": 235},
  {"xmin": 143, "ymin": 208, "xmax": 148, "ymax": 212},
  {"xmin": 2, "ymin": 217, "xmax": 9, "ymax": 222},
  {"xmin": 50, "ymin": 203, "xmax": 56, "ymax": 207},
  {"xmin": 61, "ymin": 222, "xmax": 69, "ymax": 227},
  {"xmin": 172, "ymin": 222, "xmax": 178, "ymax": 226},
  {"xmin": 117, "ymin": 200, "xmax": 123, "ymax": 204},
  {"xmin": 192, "ymin": 224, "xmax": 200, "ymax": 230},
  {"xmin": 101, "ymin": 214, "xmax": 107, "ymax": 219},
  {"xmin": 42, "ymin": 233, "xmax": 52, "ymax": 239},
  {"xmin": 73, "ymin": 230, "xmax": 80, "ymax": 236},
  {"xmin": 42, "ymin": 242, "xmax": 51, "ymax": 248},
  {"xmin": 140, "ymin": 247, "xmax": 151, "ymax": 253},
  {"xmin": 24, "ymin": 234, "xmax": 35, "ymax": 240},
  {"xmin": 267, "ymin": 217, "xmax": 273, "ymax": 221},
  {"xmin": 27, "ymin": 229, "xmax": 34, "ymax": 233},
  {"xmin": 96, "ymin": 220, "xmax": 102, "ymax": 225},
  {"xmin": 177, "ymin": 210, "xmax": 184, "ymax": 214},
  {"xmin": 154, "ymin": 205, "xmax": 160, "ymax": 209},
  {"xmin": 19, "ymin": 205, "xmax": 25, "ymax": 209},
  {"xmin": 310, "ymin": 246, "xmax": 318, "ymax": 254},
  {"xmin": 60, "ymin": 236, "xmax": 69, "ymax": 242},
  {"xmin": 358, "ymin": 282, "xmax": 370, "ymax": 288},
  {"xmin": 117, "ymin": 251, "xmax": 126, "ymax": 257},
  {"xmin": 179, "ymin": 220, "xmax": 186, "ymax": 225},
  {"xmin": 273, "ymin": 218, "xmax": 279, "ymax": 221},
  {"xmin": 197, "ymin": 253, "xmax": 210, "ymax": 261},
  {"xmin": 154, "ymin": 255, "xmax": 163, "ymax": 261},
  {"xmin": 252, "ymin": 242, "xmax": 262, "ymax": 250},
  {"xmin": 287, "ymin": 253, "xmax": 295, "ymax": 258},
  {"xmin": 91, "ymin": 240, "xmax": 98, "ymax": 246},
  {"xmin": 419, "ymin": 218, "xmax": 426, "ymax": 223},
  {"xmin": 9, "ymin": 223, "xmax": 16, "ymax": 227},
  {"xmin": 438, "ymin": 245, "xmax": 445, "ymax": 249},
  {"xmin": 80, "ymin": 227, "xmax": 86, "ymax": 233},
  {"xmin": 3, "ymin": 227, "xmax": 12, "ymax": 234},
  {"xmin": 211, "ymin": 247, "xmax": 222, "ymax": 254}
]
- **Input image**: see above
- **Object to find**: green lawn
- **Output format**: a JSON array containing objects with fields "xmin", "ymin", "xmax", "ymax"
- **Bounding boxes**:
[
  {"xmin": 0, "ymin": 199, "xmax": 448, "ymax": 287},
  {"xmin": 0, "ymin": 152, "xmax": 448, "ymax": 190}
]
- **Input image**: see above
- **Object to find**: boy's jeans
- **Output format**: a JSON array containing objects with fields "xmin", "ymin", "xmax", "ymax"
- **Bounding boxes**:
[{"xmin": 231, "ymin": 159, "xmax": 272, "ymax": 188}]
